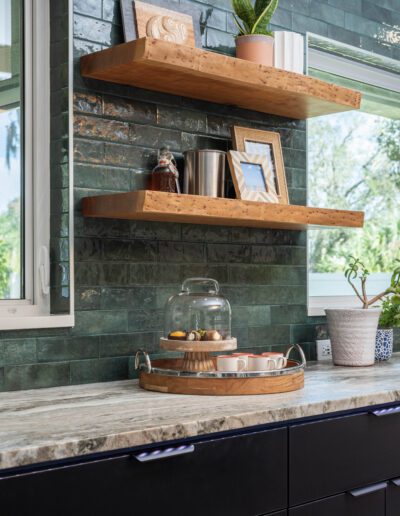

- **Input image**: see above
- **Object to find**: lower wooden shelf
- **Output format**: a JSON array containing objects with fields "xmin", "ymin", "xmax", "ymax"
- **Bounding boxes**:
[{"xmin": 82, "ymin": 190, "xmax": 364, "ymax": 230}]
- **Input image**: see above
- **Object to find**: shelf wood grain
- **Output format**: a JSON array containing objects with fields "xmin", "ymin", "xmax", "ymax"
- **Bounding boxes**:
[
  {"xmin": 82, "ymin": 190, "xmax": 364, "ymax": 230},
  {"xmin": 80, "ymin": 37, "xmax": 361, "ymax": 119}
]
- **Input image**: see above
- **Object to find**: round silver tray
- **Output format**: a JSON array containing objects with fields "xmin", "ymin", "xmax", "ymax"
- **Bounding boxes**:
[{"xmin": 135, "ymin": 344, "xmax": 306, "ymax": 379}]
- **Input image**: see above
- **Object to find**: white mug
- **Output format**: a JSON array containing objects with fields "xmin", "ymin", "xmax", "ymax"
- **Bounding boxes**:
[
  {"xmin": 261, "ymin": 352, "xmax": 287, "ymax": 370},
  {"xmin": 217, "ymin": 355, "xmax": 246, "ymax": 372},
  {"xmin": 248, "ymin": 355, "xmax": 282, "ymax": 371},
  {"xmin": 232, "ymin": 353, "xmax": 252, "ymax": 370}
]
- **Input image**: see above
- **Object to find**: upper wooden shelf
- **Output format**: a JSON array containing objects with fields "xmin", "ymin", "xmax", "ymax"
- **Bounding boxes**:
[
  {"xmin": 80, "ymin": 38, "xmax": 361, "ymax": 119},
  {"xmin": 82, "ymin": 191, "xmax": 364, "ymax": 231}
]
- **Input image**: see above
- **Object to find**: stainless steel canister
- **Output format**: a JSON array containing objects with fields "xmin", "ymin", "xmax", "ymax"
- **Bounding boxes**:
[{"xmin": 183, "ymin": 150, "xmax": 226, "ymax": 198}]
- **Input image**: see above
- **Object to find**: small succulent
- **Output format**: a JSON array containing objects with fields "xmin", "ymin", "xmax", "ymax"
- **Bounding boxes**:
[
  {"xmin": 345, "ymin": 256, "xmax": 400, "ymax": 309},
  {"xmin": 232, "ymin": 0, "xmax": 279, "ymax": 37}
]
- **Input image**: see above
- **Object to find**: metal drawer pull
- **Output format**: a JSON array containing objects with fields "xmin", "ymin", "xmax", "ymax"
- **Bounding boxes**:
[
  {"xmin": 392, "ymin": 478, "xmax": 400, "ymax": 487},
  {"xmin": 371, "ymin": 406, "xmax": 400, "ymax": 417},
  {"xmin": 349, "ymin": 482, "xmax": 387, "ymax": 497},
  {"xmin": 134, "ymin": 445, "xmax": 195, "ymax": 462}
]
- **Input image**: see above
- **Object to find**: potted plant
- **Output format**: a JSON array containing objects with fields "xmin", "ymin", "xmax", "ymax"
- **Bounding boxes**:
[
  {"xmin": 325, "ymin": 256, "xmax": 398, "ymax": 367},
  {"xmin": 232, "ymin": 0, "xmax": 278, "ymax": 66},
  {"xmin": 376, "ymin": 264, "xmax": 400, "ymax": 361}
]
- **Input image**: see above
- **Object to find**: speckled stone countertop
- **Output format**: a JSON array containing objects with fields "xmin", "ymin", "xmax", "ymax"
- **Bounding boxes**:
[{"xmin": 1, "ymin": 357, "xmax": 400, "ymax": 471}]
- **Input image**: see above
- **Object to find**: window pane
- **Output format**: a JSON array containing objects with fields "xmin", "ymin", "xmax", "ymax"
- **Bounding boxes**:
[
  {"xmin": 308, "ymin": 68, "xmax": 400, "ymax": 297},
  {"xmin": 0, "ymin": 0, "xmax": 23, "ymax": 299}
]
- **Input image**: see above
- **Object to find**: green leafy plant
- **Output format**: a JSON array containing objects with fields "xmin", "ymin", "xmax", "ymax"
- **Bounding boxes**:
[
  {"xmin": 379, "ymin": 262, "xmax": 400, "ymax": 328},
  {"xmin": 232, "ymin": 0, "xmax": 279, "ymax": 36},
  {"xmin": 345, "ymin": 256, "xmax": 400, "ymax": 309}
]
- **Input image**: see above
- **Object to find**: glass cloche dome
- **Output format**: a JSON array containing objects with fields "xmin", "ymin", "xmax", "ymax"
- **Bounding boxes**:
[{"xmin": 164, "ymin": 278, "xmax": 231, "ymax": 341}]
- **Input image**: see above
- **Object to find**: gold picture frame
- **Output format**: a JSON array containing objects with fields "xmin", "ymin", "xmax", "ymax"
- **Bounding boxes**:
[
  {"xmin": 232, "ymin": 126, "xmax": 289, "ymax": 204},
  {"xmin": 227, "ymin": 151, "xmax": 279, "ymax": 203}
]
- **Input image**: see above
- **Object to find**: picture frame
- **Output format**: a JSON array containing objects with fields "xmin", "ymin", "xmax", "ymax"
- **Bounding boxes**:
[
  {"xmin": 231, "ymin": 126, "xmax": 289, "ymax": 204},
  {"xmin": 227, "ymin": 151, "xmax": 279, "ymax": 203},
  {"xmin": 120, "ymin": 0, "xmax": 202, "ymax": 47}
]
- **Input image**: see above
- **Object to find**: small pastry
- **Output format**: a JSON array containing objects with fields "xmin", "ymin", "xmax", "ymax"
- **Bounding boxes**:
[
  {"xmin": 168, "ymin": 331, "xmax": 186, "ymax": 340},
  {"xmin": 191, "ymin": 331, "xmax": 202, "ymax": 341},
  {"xmin": 203, "ymin": 330, "xmax": 222, "ymax": 341},
  {"xmin": 185, "ymin": 331, "xmax": 196, "ymax": 341}
]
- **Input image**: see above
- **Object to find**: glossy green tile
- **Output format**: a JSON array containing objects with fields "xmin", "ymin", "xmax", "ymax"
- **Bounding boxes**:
[
  {"xmin": 99, "ymin": 333, "xmax": 156, "ymax": 357},
  {"xmin": 0, "ymin": 340, "xmax": 37, "ymax": 367},
  {"xmin": 4, "ymin": 363, "xmax": 70, "ymax": 391},
  {"xmin": 37, "ymin": 336, "xmax": 99, "ymax": 362}
]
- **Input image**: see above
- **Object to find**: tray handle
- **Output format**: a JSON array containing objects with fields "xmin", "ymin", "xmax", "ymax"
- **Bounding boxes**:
[
  {"xmin": 135, "ymin": 349, "xmax": 152, "ymax": 373},
  {"xmin": 285, "ymin": 344, "xmax": 307, "ymax": 367}
]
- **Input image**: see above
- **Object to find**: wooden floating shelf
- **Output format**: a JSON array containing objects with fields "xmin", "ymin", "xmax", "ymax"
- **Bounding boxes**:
[
  {"xmin": 82, "ymin": 191, "xmax": 364, "ymax": 231},
  {"xmin": 80, "ymin": 37, "xmax": 361, "ymax": 119}
]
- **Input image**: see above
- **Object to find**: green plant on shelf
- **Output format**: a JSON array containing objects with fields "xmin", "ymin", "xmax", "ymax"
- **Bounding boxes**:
[
  {"xmin": 232, "ymin": 0, "xmax": 279, "ymax": 36},
  {"xmin": 345, "ymin": 256, "xmax": 400, "ymax": 309}
]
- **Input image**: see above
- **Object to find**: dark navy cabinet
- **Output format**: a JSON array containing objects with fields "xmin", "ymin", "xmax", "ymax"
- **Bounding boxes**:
[
  {"xmin": 2, "ymin": 405, "xmax": 400, "ymax": 516},
  {"xmin": 387, "ymin": 478, "xmax": 400, "ymax": 516},
  {"xmin": 289, "ymin": 409, "xmax": 400, "ymax": 506},
  {"xmin": 289, "ymin": 486, "xmax": 386, "ymax": 516},
  {"xmin": 0, "ymin": 428, "xmax": 287, "ymax": 516}
]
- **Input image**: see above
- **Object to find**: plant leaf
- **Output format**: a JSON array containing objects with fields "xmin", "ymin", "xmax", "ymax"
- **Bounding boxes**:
[
  {"xmin": 232, "ymin": 14, "xmax": 246, "ymax": 35},
  {"xmin": 232, "ymin": 0, "xmax": 256, "ymax": 33},
  {"xmin": 254, "ymin": 0, "xmax": 270, "ymax": 17},
  {"xmin": 251, "ymin": 0, "xmax": 278, "ymax": 34}
]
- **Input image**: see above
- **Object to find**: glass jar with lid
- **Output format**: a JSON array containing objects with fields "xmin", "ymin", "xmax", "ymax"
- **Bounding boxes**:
[{"xmin": 164, "ymin": 278, "xmax": 231, "ymax": 341}]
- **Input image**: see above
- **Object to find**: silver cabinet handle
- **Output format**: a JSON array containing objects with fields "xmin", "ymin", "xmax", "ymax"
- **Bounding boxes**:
[
  {"xmin": 134, "ymin": 445, "xmax": 195, "ymax": 462},
  {"xmin": 371, "ymin": 406, "xmax": 400, "ymax": 417},
  {"xmin": 392, "ymin": 478, "xmax": 400, "ymax": 487},
  {"xmin": 349, "ymin": 482, "xmax": 387, "ymax": 497}
]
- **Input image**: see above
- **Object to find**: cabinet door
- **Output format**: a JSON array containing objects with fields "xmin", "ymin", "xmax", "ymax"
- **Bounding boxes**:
[
  {"xmin": 289, "ymin": 483, "xmax": 386, "ymax": 516},
  {"xmin": 289, "ymin": 408, "xmax": 400, "ymax": 505},
  {"xmin": 0, "ymin": 428, "xmax": 287, "ymax": 516},
  {"xmin": 387, "ymin": 478, "xmax": 400, "ymax": 516}
]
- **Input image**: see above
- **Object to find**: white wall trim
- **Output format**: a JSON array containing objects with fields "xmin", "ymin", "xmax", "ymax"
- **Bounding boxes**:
[
  {"xmin": 308, "ymin": 48, "xmax": 400, "ymax": 93},
  {"xmin": 0, "ymin": 314, "xmax": 74, "ymax": 331},
  {"xmin": 0, "ymin": 0, "xmax": 74, "ymax": 329}
]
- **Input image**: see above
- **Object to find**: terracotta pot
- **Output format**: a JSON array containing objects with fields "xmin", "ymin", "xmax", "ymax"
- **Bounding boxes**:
[
  {"xmin": 325, "ymin": 308, "xmax": 381, "ymax": 367},
  {"xmin": 235, "ymin": 34, "xmax": 274, "ymax": 66}
]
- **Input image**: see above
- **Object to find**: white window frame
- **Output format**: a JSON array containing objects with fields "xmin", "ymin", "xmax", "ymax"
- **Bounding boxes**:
[
  {"xmin": 0, "ymin": 0, "xmax": 74, "ymax": 329},
  {"xmin": 307, "ymin": 37, "xmax": 400, "ymax": 317}
]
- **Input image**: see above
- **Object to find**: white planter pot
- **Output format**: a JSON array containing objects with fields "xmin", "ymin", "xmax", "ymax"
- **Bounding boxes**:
[{"xmin": 325, "ymin": 308, "xmax": 381, "ymax": 366}]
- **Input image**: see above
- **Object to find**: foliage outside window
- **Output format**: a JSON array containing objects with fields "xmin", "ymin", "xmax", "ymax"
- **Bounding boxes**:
[{"xmin": 308, "ymin": 66, "xmax": 400, "ymax": 300}]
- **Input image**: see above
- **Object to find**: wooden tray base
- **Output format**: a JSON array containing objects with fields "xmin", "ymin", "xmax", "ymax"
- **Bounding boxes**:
[{"xmin": 139, "ymin": 358, "xmax": 304, "ymax": 396}]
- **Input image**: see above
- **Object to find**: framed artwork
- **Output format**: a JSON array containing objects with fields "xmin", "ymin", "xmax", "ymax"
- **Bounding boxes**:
[
  {"xmin": 120, "ymin": 0, "xmax": 201, "ymax": 47},
  {"xmin": 231, "ymin": 126, "xmax": 289, "ymax": 204},
  {"xmin": 227, "ymin": 151, "xmax": 279, "ymax": 203}
]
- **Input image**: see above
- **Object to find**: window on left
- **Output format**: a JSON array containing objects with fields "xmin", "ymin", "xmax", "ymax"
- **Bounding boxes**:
[
  {"xmin": 0, "ymin": 0, "xmax": 23, "ymax": 300},
  {"xmin": 0, "ymin": 0, "xmax": 73, "ymax": 329}
]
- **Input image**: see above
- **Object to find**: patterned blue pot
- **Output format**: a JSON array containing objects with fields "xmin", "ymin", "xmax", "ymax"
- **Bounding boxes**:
[{"xmin": 375, "ymin": 328, "xmax": 393, "ymax": 361}]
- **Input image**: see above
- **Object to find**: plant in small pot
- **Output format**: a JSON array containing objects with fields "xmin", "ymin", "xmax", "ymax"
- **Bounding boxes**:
[
  {"xmin": 326, "ymin": 256, "xmax": 397, "ymax": 367},
  {"xmin": 232, "ymin": 0, "xmax": 278, "ymax": 66},
  {"xmin": 376, "ymin": 263, "xmax": 400, "ymax": 361}
]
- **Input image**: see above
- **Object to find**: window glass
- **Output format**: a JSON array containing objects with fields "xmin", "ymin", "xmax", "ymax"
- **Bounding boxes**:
[
  {"xmin": 308, "ymin": 68, "xmax": 400, "ymax": 297},
  {"xmin": 0, "ymin": 0, "xmax": 23, "ymax": 299}
]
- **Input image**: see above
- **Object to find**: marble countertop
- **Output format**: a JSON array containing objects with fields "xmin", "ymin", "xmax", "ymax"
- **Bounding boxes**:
[{"xmin": 1, "ymin": 357, "xmax": 400, "ymax": 471}]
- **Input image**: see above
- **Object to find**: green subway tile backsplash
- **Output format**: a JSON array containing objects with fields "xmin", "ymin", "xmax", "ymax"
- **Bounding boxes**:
[{"xmin": 1, "ymin": 0, "xmax": 399, "ymax": 391}]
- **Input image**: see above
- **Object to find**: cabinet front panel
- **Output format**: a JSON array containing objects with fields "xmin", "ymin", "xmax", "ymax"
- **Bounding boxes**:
[
  {"xmin": 0, "ymin": 428, "xmax": 287, "ymax": 516},
  {"xmin": 289, "ymin": 411, "xmax": 400, "ymax": 505},
  {"xmin": 289, "ymin": 489, "xmax": 385, "ymax": 516},
  {"xmin": 387, "ymin": 480, "xmax": 400, "ymax": 516}
]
